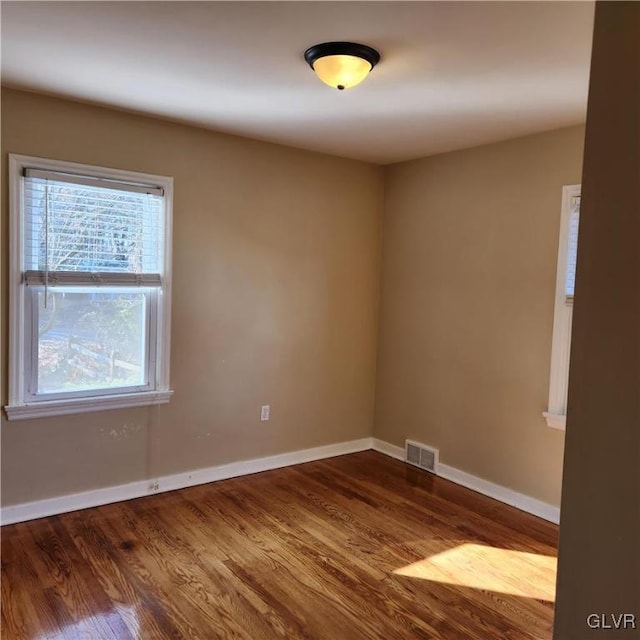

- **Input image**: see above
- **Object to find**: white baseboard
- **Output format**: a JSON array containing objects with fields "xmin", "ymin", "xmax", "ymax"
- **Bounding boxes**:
[
  {"xmin": 436, "ymin": 463, "xmax": 560, "ymax": 524},
  {"xmin": 371, "ymin": 438, "xmax": 559, "ymax": 524},
  {"xmin": 0, "ymin": 437, "xmax": 373, "ymax": 526},
  {"xmin": 1, "ymin": 435, "xmax": 559, "ymax": 526},
  {"xmin": 371, "ymin": 437, "xmax": 404, "ymax": 460}
]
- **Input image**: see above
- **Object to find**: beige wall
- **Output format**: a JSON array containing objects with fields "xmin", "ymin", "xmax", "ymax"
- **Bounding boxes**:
[
  {"xmin": 375, "ymin": 125, "xmax": 585, "ymax": 506},
  {"xmin": 1, "ymin": 88, "xmax": 588, "ymax": 513},
  {"xmin": 554, "ymin": 2, "xmax": 640, "ymax": 635},
  {"xmin": 1, "ymin": 88, "xmax": 384, "ymax": 505}
]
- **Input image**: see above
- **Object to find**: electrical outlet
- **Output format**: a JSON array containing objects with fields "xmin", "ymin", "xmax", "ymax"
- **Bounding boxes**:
[{"xmin": 260, "ymin": 404, "xmax": 270, "ymax": 421}]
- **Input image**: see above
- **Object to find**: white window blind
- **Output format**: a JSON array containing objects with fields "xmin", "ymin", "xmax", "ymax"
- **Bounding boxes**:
[
  {"xmin": 564, "ymin": 195, "xmax": 580, "ymax": 301},
  {"xmin": 23, "ymin": 171, "xmax": 164, "ymax": 286}
]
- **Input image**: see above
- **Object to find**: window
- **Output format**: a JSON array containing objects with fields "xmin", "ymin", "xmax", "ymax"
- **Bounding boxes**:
[
  {"xmin": 5, "ymin": 155, "xmax": 173, "ymax": 420},
  {"xmin": 543, "ymin": 184, "xmax": 580, "ymax": 430}
]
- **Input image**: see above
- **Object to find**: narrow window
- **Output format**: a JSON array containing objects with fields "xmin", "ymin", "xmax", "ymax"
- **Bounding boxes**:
[{"xmin": 544, "ymin": 184, "xmax": 580, "ymax": 430}]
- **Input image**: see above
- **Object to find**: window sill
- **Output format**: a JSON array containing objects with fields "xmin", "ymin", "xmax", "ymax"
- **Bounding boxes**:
[
  {"xmin": 4, "ymin": 390, "xmax": 173, "ymax": 421},
  {"xmin": 543, "ymin": 412, "xmax": 566, "ymax": 430}
]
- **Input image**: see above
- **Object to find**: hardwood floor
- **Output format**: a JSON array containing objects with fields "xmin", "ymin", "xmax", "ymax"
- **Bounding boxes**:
[{"xmin": 1, "ymin": 451, "xmax": 558, "ymax": 639}]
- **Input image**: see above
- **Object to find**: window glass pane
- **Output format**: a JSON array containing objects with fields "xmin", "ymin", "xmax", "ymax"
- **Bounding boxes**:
[
  {"xmin": 565, "ymin": 199, "xmax": 580, "ymax": 297},
  {"xmin": 36, "ymin": 288, "xmax": 148, "ymax": 394},
  {"xmin": 24, "ymin": 178, "xmax": 163, "ymax": 273}
]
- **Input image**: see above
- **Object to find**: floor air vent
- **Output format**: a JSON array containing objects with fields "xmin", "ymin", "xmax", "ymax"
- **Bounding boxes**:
[{"xmin": 405, "ymin": 440, "xmax": 439, "ymax": 473}]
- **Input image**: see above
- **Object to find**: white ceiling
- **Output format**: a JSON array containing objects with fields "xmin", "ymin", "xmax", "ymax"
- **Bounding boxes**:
[{"xmin": 1, "ymin": 1, "xmax": 594, "ymax": 165}]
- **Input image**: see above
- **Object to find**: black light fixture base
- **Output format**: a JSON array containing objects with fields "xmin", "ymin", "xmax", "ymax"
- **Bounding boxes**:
[{"xmin": 303, "ymin": 42, "xmax": 381, "ymax": 70}]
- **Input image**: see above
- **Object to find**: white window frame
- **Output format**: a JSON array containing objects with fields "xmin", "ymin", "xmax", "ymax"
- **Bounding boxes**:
[
  {"xmin": 5, "ymin": 154, "xmax": 173, "ymax": 420},
  {"xmin": 543, "ymin": 184, "xmax": 580, "ymax": 430}
]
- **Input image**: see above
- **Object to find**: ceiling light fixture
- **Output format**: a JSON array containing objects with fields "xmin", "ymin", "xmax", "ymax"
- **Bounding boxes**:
[{"xmin": 304, "ymin": 41, "xmax": 380, "ymax": 91}]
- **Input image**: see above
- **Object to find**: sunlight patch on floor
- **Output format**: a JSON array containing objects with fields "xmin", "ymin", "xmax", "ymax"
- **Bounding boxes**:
[{"xmin": 393, "ymin": 543, "xmax": 557, "ymax": 602}]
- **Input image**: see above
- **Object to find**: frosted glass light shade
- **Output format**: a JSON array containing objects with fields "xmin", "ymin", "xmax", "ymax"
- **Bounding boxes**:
[
  {"xmin": 312, "ymin": 55, "xmax": 372, "ymax": 90},
  {"xmin": 304, "ymin": 42, "xmax": 380, "ymax": 91}
]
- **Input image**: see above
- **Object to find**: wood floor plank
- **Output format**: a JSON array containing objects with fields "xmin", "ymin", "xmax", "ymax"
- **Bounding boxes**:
[
  {"xmin": 62, "ymin": 508, "xmax": 186, "ymax": 639},
  {"xmin": 177, "ymin": 488, "xmax": 379, "ymax": 639},
  {"xmin": 211, "ymin": 473, "xmax": 480, "ymax": 639},
  {"xmin": 28, "ymin": 518, "xmax": 131, "ymax": 640},
  {"xmin": 1, "ymin": 526, "xmax": 56, "ymax": 640},
  {"xmin": 1, "ymin": 451, "xmax": 557, "ymax": 639},
  {"xmin": 264, "ymin": 466, "xmax": 543, "ymax": 639}
]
